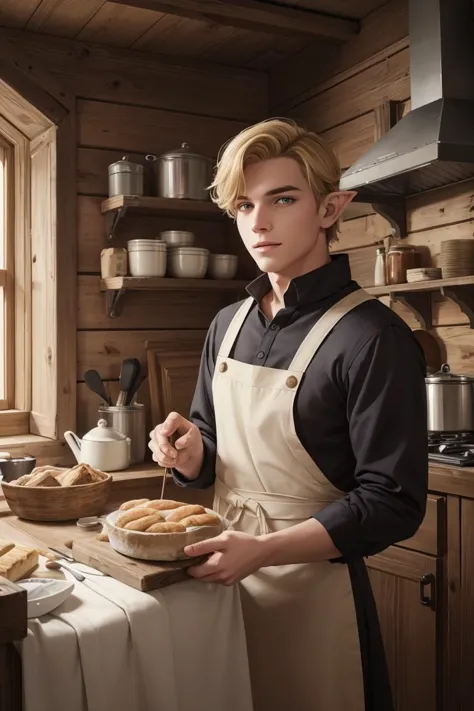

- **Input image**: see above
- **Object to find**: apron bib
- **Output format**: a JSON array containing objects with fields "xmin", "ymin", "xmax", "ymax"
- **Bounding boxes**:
[{"xmin": 212, "ymin": 288, "xmax": 375, "ymax": 711}]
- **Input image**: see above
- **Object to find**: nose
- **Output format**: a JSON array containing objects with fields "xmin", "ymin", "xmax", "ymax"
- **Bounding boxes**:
[{"xmin": 251, "ymin": 204, "xmax": 272, "ymax": 234}]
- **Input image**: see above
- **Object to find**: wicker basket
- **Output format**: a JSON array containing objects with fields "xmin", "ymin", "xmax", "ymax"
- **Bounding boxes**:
[{"xmin": 1, "ymin": 475, "xmax": 113, "ymax": 522}]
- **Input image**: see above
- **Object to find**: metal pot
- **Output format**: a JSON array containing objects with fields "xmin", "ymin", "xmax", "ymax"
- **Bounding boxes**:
[
  {"xmin": 146, "ymin": 143, "xmax": 214, "ymax": 200},
  {"xmin": 426, "ymin": 363, "xmax": 474, "ymax": 432},
  {"xmin": 108, "ymin": 156, "xmax": 144, "ymax": 198}
]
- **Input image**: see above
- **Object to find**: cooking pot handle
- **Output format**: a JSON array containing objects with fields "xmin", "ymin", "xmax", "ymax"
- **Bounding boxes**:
[
  {"xmin": 441, "ymin": 363, "xmax": 450, "ymax": 373},
  {"xmin": 145, "ymin": 154, "xmax": 157, "ymax": 162}
]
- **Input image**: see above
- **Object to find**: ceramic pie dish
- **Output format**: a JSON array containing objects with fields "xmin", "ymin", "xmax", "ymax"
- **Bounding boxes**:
[{"xmin": 105, "ymin": 507, "xmax": 226, "ymax": 562}]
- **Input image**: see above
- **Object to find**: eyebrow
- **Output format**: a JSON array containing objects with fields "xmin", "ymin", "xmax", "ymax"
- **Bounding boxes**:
[{"xmin": 237, "ymin": 185, "xmax": 301, "ymax": 200}]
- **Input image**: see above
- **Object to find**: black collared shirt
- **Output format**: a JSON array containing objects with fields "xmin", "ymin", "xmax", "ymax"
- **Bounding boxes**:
[{"xmin": 174, "ymin": 254, "xmax": 428, "ymax": 561}]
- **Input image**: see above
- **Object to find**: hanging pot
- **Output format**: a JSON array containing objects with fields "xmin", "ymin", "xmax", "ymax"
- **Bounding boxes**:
[{"xmin": 146, "ymin": 143, "xmax": 214, "ymax": 200}]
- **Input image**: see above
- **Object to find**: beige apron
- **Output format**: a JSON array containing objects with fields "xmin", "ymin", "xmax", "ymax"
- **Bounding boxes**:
[{"xmin": 212, "ymin": 288, "xmax": 376, "ymax": 711}]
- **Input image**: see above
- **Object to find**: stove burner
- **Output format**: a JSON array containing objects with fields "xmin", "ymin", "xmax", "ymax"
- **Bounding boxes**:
[{"xmin": 428, "ymin": 431, "xmax": 474, "ymax": 466}]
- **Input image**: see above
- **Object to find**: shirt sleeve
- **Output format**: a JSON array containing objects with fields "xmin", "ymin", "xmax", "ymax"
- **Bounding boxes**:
[
  {"xmin": 313, "ymin": 324, "xmax": 428, "ymax": 562},
  {"xmin": 172, "ymin": 318, "xmax": 218, "ymax": 490}
]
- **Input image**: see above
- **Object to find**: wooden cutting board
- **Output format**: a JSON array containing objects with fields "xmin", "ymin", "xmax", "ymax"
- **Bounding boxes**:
[{"xmin": 72, "ymin": 537, "xmax": 206, "ymax": 592}]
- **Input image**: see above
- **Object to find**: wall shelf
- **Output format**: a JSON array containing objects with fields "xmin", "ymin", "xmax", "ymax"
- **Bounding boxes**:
[
  {"xmin": 100, "ymin": 275, "xmax": 248, "ymax": 318},
  {"xmin": 367, "ymin": 275, "xmax": 474, "ymax": 330},
  {"xmin": 101, "ymin": 195, "xmax": 226, "ymax": 239}
]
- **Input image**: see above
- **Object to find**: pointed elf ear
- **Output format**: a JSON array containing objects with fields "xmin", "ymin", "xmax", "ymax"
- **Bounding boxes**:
[{"xmin": 319, "ymin": 191, "xmax": 357, "ymax": 227}]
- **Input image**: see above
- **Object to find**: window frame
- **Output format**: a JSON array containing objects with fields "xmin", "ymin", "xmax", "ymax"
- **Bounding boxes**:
[
  {"xmin": 0, "ymin": 116, "xmax": 30, "ymax": 434},
  {"xmin": 0, "ymin": 76, "xmax": 76, "ymax": 459}
]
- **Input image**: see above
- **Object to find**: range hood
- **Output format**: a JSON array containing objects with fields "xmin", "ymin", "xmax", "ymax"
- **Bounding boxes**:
[{"xmin": 339, "ymin": 0, "xmax": 474, "ymax": 198}]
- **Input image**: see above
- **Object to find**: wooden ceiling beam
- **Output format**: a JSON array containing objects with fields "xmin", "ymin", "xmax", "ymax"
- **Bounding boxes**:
[{"xmin": 107, "ymin": 0, "xmax": 359, "ymax": 41}]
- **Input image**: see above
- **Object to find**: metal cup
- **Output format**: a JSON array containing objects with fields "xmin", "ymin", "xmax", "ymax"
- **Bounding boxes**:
[{"xmin": 98, "ymin": 404, "xmax": 146, "ymax": 465}]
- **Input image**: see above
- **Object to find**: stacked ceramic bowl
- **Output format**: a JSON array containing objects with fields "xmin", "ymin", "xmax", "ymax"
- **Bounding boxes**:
[
  {"xmin": 208, "ymin": 254, "xmax": 239, "ymax": 280},
  {"xmin": 440, "ymin": 239, "xmax": 474, "ymax": 278},
  {"xmin": 127, "ymin": 239, "xmax": 167, "ymax": 277},
  {"xmin": 160, "ymin": 230, "xmax": 209, "ymax": 278}
]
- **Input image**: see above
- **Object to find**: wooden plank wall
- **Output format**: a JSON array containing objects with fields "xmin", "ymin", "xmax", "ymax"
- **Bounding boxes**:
[
  {"xmin": 6, "ymin": 32, "xmax": 267, "ymax": 436},
  {"xmin": 273, "ymin": 1, "xmax": 474, "ymax": 378}
]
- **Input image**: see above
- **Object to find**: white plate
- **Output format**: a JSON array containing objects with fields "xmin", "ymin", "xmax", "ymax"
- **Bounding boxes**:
[{"xmin": 19, "ymin": 577, "xmax": 75, "ymax": 618}]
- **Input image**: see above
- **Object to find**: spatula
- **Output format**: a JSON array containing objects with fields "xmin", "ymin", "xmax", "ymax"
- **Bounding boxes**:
[
  {"xmin": 116, "ymin": 358, "xmax": 141, "ymax": 406},
  {"xmin": 84, "ymin": 369, "xmax": 112, "ymax": 406}
]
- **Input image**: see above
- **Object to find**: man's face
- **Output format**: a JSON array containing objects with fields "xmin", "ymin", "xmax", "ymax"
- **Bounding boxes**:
[{"xmin": 234, "ymin": 157, "xmax": 327, "ymax": 278}]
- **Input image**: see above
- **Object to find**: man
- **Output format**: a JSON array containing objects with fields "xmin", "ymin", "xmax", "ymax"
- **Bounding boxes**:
[{"xmin": 149, "ymin": 118, "xmax": 428, "ymax": 711}]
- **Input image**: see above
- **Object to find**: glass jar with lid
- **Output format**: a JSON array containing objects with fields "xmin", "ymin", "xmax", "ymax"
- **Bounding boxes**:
[{"xmin": 386, "ymin": 244, "xmax": 416, "ymax": 284}]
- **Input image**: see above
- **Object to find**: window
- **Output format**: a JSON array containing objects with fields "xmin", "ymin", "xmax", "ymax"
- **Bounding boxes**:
[{"xmin": 0, "ymin": 135, "xmax": 14, "ymax": 410}]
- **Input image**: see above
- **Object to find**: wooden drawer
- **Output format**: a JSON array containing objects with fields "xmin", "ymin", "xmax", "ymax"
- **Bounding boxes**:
[{"xmin": 397, "ymin": 494, "xmax": 445, "ymax": 556}]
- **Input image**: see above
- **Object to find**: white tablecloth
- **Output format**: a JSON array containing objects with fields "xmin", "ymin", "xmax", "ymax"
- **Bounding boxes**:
[{"xmin": 18, "ymin": 561, "xmax": 254, "ymax": 711}]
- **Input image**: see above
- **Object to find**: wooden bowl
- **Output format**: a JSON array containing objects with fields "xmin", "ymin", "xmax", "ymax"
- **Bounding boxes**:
[
  {"xmin": 105, "ymin": 508, "xmax": 225, "ymax": 562},
  {"xmin": 1, "ymin": 475, "xmax": 113, "ymax": 522}
]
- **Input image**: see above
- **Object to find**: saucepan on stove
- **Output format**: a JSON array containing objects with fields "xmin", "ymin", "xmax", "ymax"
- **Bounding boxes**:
[{"xmin": 426, "ymin": 363, "xmax": 474, "ymax": 432}]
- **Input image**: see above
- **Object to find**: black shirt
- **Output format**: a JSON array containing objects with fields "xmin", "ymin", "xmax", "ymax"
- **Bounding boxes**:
[{"xmin": 174, "ymin": 253, "xmax": 428, "ymax": 561}]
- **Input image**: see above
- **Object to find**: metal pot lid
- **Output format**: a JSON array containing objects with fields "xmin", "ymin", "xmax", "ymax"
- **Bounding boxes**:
[
  {"xmin": 108, "ymin": 156, "xmax": 144, "ymax": 174},
  {"xmin": 160, "ymin": 142, "xmax": 212, "ymax": 162},
  {"xmin": 425, "ymin": 363, "xmax": 474, "ymax": 383}
]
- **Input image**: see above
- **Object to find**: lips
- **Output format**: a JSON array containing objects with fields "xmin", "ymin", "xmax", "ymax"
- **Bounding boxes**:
[{"xmin": 253, "ymin": 242, "xmax": 281, "ymax": 250}]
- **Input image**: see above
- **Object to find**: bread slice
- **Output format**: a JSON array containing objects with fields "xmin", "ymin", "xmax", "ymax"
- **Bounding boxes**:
[
  {"xmin": 0, "ymin": 538, "xmax": 15, "ymax": 556},
  {"xmin": 24, "ymin": 471, "xmax": 61, "ymax": 488},
  {"xmin": 14, "ymin": 473, "xmax": 34, "ymax": 486},
  {"xmin": 0, "ymin": 544, "xmax": 39, "ymax": 581},
  {"xmin": 57, "ymin": 464, "xmax": 92, "ymax": 487}
]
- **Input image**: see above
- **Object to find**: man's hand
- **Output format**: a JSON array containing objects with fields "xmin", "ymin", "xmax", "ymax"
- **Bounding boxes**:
[
  {"xmin": 184, "ymin": 531, "xmax": 269, "ymax": 585},
  {"xmin": 148, "ymin": 411, "xmax": 204, "ymax": 480}
]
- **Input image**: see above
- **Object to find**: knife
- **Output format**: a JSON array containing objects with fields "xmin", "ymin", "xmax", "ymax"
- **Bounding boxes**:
[{"xmin": 48, "ymin": 546, "xmax": 75, "ymax": 562}]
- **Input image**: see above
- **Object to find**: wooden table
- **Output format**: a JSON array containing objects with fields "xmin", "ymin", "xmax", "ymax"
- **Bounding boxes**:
[{"xmin": 0, "ymin": 463, "xmax": 214, "ymax": 711}]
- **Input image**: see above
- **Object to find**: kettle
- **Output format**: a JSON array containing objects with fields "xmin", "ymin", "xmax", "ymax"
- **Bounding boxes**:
[{"xmin": 64, "ymin": 420, "xmax": 131, "ymax": 472}]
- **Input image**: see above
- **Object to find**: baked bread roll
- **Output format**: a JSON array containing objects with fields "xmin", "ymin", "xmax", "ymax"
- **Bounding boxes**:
[
  {"xmin": 24, "ymin": 471, "xmax": 61, "ymax": 488},
  {"xmin": 179, "ymin": 513, "xmax": 221, "ymax": 528},
  {"xmin": 119, "ymin": 498, "xmax": 150, "ymax": 511},
  {"xmin": 123, "ymin": 513, "xmax": 163, "ymax": 531},
  {"xmin": 166, "ymin": 504, "xmax": 206, "ymax": 522},
  {"xmin": 146, "ymin": 522, "xmax": 186, "ymax": 533},
  {"xmin": 115, "ymin": 507, "xmax": 159, "ymax": 528},
  {"xmin": 146, "ymin": 499, "xmax": 184, "ymax": 511}
]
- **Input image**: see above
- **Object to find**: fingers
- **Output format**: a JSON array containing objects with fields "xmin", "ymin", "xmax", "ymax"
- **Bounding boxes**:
[
  {"xmin": 184, "ymin": 535, "xmax": 226, "ymax": 558},
  {"xmin": 160, "ymin": 412, "xmax": 190, "ymax": 438}
]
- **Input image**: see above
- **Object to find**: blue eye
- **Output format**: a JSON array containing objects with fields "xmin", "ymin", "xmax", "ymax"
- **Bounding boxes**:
[
  {"xmin": 276, "ymin": 196, "xmax": 295, "ymax": 205},
  {"xmin": 237, "ymin": 202, "xmax": 252, "ymax": 212}
]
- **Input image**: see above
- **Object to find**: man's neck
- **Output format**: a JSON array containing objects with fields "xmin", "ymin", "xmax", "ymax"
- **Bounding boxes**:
[{"xmin": 266, "ymin": 249, "xmax": 331, "ymax": 313}]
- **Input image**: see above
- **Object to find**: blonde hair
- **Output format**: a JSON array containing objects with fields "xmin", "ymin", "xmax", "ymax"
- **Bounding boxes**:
[{"xmin": 209, "ymin": 118, "xmax": 342, "ymax": 245}]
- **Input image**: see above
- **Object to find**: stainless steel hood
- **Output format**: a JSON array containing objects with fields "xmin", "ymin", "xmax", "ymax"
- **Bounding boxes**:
[{"xmin": 339, "ymin": 0, "xmax": 474, "ymax": 198}]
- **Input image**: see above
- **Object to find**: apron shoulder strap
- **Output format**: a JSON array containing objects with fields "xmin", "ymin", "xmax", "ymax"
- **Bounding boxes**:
[
  {"xmin": 289, "ymin": 289, "xmax": 377, "ymax": 373},
  {"xmin": 218, "ymin": 297, "xmax": 254, "ymax": 359}
]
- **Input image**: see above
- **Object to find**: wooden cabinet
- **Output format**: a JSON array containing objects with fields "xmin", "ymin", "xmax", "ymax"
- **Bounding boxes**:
[
  {"xmin": 366, "ymin": 494, "xmax": 446, "ymax": 711},
  {"xmin": 367, "ymin": 548, "xmax": 440, "ymax": 711}
]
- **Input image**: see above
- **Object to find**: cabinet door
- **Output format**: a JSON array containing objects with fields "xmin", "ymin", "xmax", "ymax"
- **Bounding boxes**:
[{"xmin": 366, "ymin": 547, "xmax": 440, "ymax": 711}]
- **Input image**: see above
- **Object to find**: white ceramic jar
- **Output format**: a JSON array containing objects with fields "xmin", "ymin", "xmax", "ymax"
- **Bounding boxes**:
[{"xmin": 127, "ymin": 239, "xmax": 167, "ymax": 277}]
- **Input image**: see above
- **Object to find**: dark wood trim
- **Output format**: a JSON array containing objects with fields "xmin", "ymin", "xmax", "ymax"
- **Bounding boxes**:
[
  {"xmin": 0, "ymin": 31, "xmax": 73, "ymax": 123},
  {"xmin": 108, "ymin": 0, "xmax": 359, "ymax": 40},
  {"xmin": 55, "ymin": 107, "xmax": 77, "ymax": 438},
  {"xmin": 0, "ymin": 578, "xmax": 26, "ymax": 711}
]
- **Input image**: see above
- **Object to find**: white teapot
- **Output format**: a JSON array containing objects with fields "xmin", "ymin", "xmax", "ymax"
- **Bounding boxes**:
[{"xmin": 64, "ymin": 420, "xmax": 130, "ymax": 472}]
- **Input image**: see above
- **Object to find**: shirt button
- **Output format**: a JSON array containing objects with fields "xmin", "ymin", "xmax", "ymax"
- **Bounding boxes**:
[
  {"xmin": 257, "ymin": 352, "xmax": 265, "ymax": 359},
  {"xmin": 270, "ymin": 324, "xmax": 277, "ymax": 330}
]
